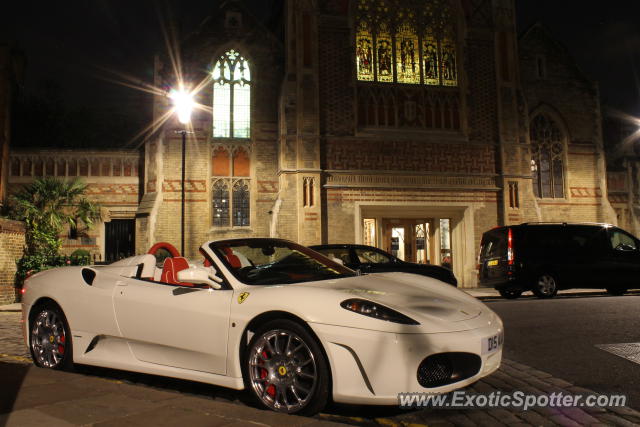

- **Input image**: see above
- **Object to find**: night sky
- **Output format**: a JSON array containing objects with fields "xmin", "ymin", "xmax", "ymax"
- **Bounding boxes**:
[{"xmin": 1, "ymin": 1, "xmax": 639, "ymax": 148}]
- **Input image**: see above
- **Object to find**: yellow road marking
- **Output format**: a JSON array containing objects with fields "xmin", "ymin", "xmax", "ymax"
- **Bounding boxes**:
[
  {"xmin": 0, "ymin": 353, "xmax": 31, "ymax": 363},
  {"xmin": 376, "ymin": 418, "xmax": 401, "ymax": 427}
]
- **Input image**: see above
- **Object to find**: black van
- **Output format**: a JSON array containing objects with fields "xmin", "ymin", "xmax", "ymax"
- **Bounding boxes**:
[{"xmin": 478, "ymin": 223, "xmax": 640, "ymax": 299}]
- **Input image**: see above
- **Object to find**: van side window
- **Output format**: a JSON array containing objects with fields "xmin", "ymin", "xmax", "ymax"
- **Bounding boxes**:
[
  {"xmin": 609, "ymin": 230, "xmax": 637, "ymax": 251},
  {"xmin": 567, "ymin": 226, "xmax": 600, "ymax": 251},
  {"xmin": 526, "ymin": 229, "xmax": 566, "ymax": 251}
]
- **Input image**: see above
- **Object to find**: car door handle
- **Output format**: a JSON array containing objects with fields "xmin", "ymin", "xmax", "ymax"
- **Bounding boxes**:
[{"xmin": 116, "ymin": 280, "xmax": 127, "ymax": 287}]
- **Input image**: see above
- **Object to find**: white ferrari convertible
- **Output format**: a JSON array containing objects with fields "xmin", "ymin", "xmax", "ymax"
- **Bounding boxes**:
[{"xmin": 22, "ymin": 238, "xmax": 503, "ymax": 415}]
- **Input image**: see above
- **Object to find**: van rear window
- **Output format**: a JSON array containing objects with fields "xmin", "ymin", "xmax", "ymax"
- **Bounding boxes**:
[{"xmin": 480, "ymin": 230, "xmax": 507, "ymax": 260}]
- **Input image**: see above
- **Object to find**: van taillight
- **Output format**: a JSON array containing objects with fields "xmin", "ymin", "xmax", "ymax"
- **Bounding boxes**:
[{"xmin": 507, "ymin": 227, "xmax": 514, "ymax": 265}]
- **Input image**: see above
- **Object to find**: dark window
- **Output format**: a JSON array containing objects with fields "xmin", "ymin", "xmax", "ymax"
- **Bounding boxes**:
[
  {"xmin": 212, "ymin": 180, "xmax": 230, "ymax": 227},
  {"xmin": 232, "ymin": 180, "xmax": 250, "ymax": 226},
  {"xmin": 315, "ymin": 248, "xmax": 352, "ymax": 265},
  {"xmin": 480, "ymin": 229, "xmax": 507, "ymax": 260},
  {"xmin": 355, "ymin": 248, "xmax": 392, "ymax": 264},
  {"xmin": 566, "ymin": 226, "xmax": 600, "ymax": 251},
  {"xmin": 531, "ymin": 114, "xmax": 564, "ymax": 198}
]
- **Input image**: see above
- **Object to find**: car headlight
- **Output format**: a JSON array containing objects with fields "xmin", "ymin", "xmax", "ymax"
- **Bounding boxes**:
[{"xmin": 340, "ymin": 298, "xmax": 420, "ymax": 325}]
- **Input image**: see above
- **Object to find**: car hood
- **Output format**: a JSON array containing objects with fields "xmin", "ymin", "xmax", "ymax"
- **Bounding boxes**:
[{"xmin": 294, "ymin": 272, "xmax": 484, "ymax": 323}]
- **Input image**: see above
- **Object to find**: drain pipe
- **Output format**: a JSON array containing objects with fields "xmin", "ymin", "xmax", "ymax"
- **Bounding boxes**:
[{"xmin": 269, "ymin": 196, "xmax": 283, "ymax": 238}]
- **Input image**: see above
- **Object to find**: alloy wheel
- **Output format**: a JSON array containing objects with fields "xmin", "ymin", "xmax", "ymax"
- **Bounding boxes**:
[
  {"xmin": 30, "ymin": 308, "xmax": 68, "ymax": 369},
  {"xmin": 247, "ymin": 329, "xmax": 318, "ymax": 413},
  {"xmin": 533, "ymin": 274, "xmax": 558, "ymax": 298}
]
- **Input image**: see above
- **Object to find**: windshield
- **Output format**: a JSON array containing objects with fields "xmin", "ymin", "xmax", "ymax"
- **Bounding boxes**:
[{"xmin": 210, "ymin": 239, "xmax": 357, "ymax": 285}]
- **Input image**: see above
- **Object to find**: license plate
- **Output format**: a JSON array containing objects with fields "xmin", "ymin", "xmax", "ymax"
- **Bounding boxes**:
[
  {"xmin": 482, "ymin": 332, "xmax": 504, "ymax": 355},
  {"xmin": 487, "ymin": 259, "xmax": 498, "ymax": 267}
]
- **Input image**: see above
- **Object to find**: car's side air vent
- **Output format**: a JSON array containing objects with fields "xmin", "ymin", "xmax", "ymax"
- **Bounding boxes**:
[{"xmin": 81, "ymin": 268, "xmax": 97, "ymax": 286}]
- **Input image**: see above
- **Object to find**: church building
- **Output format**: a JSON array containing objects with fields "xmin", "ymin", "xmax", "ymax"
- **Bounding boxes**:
[{"xmin": 8, "ymin": 0, "xmax": 618, "ymax": 287}]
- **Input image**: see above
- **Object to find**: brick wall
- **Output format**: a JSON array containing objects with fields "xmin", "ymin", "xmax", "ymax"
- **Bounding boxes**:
[
  {"xmin": 8, "ymin": 149, "xmax": 141, "ymax": 260},
  {"xmin": 0, "ymin": 219, "xmax": 25, "ymax": 305},
  {"xmin": 318, "ymin": 23, "xmax": 354, "ymax": 136},
  {"xmin": 519, "ymin": 25, "xmax": 616, "ymax": 226},
  {"xmin": 466, "ymin": 38, "xmax": 499, "ymax": 144}
]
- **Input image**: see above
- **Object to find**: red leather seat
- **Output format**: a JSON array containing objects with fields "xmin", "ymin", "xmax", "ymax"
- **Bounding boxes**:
[
  {"xmin": 160, "ymin": 257, "xmax": 194, "ymax": 286},
  {"xmin": 222, "ymin": 247, "xmax": 242, "ymax": 269}
]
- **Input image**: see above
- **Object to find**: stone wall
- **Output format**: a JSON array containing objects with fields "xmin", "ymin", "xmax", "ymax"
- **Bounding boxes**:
[{"xmin": 0, "ymin": 219, "xmax": 25, "ymax": 305}]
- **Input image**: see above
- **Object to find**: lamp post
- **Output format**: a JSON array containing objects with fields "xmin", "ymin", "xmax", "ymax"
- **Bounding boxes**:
[{"xmin": 170, "ymin": 87, "xmax": 194, "ymax": 256}]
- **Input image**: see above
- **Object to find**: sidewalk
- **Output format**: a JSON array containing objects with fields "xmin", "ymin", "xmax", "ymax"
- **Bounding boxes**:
[{"xmin": 0, "ymin": 359, "xmax": 345, "ymax": 427}]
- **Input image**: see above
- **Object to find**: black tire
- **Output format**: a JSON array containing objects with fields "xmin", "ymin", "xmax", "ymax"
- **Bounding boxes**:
[
  {"xmin": 243, "ymin": 319, "xmax": 330, "ymax": 415},
  {"xmin": 605, "ymin": 287, "xmax": 628, "ymax": 296},
  {"xmin": 29, "ymin": 303, "xmax": 74, "ymax": 370},
  {"xmin": 499, "ymin": 288, "xmax": 522, "ymax": 299},
  {"xmin": 532, "ymin": 273, "xmax": 558, "ymax": 298}
]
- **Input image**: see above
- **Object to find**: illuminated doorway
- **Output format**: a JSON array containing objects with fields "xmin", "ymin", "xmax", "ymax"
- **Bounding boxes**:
[{"xmin": 376, "ymin": 218, "xmax": 452, "ymax": 268}]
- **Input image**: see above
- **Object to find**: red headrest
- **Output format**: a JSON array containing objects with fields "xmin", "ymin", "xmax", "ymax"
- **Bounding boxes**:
[
  {"xmin": 221, "ymin": 247, "xmax": 242, "ymax": 269},
  {"xmin": 161, "ymin": 257, "xmax": 193, "ymax": 286}
]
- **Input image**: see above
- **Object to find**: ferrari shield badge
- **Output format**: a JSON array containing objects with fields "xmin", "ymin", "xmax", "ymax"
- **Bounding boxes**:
[{"xmin": 238, "ymin": 292, "xmax": 250, "ymax": 304}]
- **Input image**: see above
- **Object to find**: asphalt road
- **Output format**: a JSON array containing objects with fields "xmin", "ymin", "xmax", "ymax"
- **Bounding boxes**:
[{"xmin": 486, "ymin": 294, "xmax": 640, "ymax": 409}]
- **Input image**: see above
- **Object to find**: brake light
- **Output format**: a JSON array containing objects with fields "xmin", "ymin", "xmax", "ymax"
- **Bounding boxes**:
[{"xmin": 507, "ymin": 227, "xmax": 514, "ymax": 265}]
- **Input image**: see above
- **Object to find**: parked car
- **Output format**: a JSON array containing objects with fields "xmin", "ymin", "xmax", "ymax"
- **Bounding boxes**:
[
  {"xmin": 23, "ymin": 238, "xmax": 501, "ymax": 415},
  {"xmin": 478, "ymin": 223, "xmax": 640, "ymax": 299},
  {"xmin": 309, "ymin": 244, "xmax": 457, "ymax": 286}
]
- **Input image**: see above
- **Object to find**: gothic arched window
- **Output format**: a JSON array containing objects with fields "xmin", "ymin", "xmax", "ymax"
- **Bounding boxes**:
[
  {"xmin": 531, "ymin": 114, "xmax": 565, "ymax": 198},
  {"xmin": 355, "ymin": 0, "xmax": 457, "ymax": 86},
  {"xmin": 211, "ymin": 146, "xmax": 251, "ymax": 227},
  {"xmin": 212, "ymin": 49, "xmax": 251, "ymax": 138}
]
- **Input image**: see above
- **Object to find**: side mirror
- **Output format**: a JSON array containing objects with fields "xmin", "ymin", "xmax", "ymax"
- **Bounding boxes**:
[{"xmin": 177, "ymin": 266, "xmax": 223, "ymax": 289}]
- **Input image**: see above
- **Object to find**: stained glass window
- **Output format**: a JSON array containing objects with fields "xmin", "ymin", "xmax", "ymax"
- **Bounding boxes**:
[
  {"xmin": 395, "ymin": 21, "xmax": 420, "ymax": 84},
  {"xmin": 440, "ymin": 36, "xmax": 457, "ymax": 86},
  {"xmin": 531, "ymin": 115, "xmax": 564, "ymax": 198},
  {"xmin": 376, "ymin": 23, "xmax": 393, "ymax": 83},
  {"xmin": 356, "ymin": 21, "xmax": 374, "ymax": 81},
  {"xmin": 423, "ymin": 31, "xmax": 439, "ymax": 85},
  {"xmin": 212, "ymin": 49, "xmax": 251, "ymax": 138},
  {"xmin": 355, "ymin": 0, "xmax": 457, "ymax": 87}
]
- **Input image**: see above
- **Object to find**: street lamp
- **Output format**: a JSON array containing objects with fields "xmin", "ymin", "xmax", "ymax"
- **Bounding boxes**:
[{"xmin": 170, "ymin": 87, "xmax": 194, "ymax": 256}]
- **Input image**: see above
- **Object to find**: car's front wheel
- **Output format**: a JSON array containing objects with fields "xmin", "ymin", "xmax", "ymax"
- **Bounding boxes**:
[
  {"xmin": 244, "ymin": 319, "xmax": 330, "ymax": 415},
  {"xmin": 605, "ymin": 287, "xmax": 628, "ymax": 296},
  {"xmin": 532, "ymin": 273, "xmax": 558, "ymax": 298},
  {"xmin": 29, "ymin": 304, "xmax": 73, "ymax": 370},
  {"xmin": 499, "ymin": 288, "xmax": 522, "ymax": 299}
]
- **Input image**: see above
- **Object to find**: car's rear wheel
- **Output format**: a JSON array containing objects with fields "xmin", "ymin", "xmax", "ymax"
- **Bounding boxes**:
[
  {"xmin": 532, "ymin": 273, "xmax": 558, "ymax": 298},
  {"xmin": 244, "ymin": 319, "xmax": 330, "ymax": 415},
  {"xmin": 499, "ymin": 288, "xmax": 522, "ymax": 299},
  {"xmin": 29, "ymin": 304, "xmax": 73, "ymax": 370},
  {"xmin": 606, "ymin": 287, "xmax": 628, "ymax": 296}
]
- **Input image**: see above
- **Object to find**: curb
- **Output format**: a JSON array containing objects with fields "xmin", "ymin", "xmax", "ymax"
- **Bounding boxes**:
[
  {"xmin": 469, "ymin": 289, "xmax": 640, "ymax": 301},
  {"xmin": 0, "ymin": 303, "xmax": 21, "ymax": 313}
]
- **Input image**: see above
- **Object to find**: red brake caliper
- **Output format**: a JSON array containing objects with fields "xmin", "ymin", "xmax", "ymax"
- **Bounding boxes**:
[
  {"xmin": 58, "ymin": 333, "xmax": 65, "ymax": 355},
  {"xmin": 260, "ymin": 350, "xmax": 276, "ymax": 397}
]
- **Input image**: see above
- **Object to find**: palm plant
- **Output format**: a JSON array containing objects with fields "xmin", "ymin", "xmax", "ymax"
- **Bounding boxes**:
[{"xmin": 11, "ymin": 178, "xmax": 102, "ymax": 257}]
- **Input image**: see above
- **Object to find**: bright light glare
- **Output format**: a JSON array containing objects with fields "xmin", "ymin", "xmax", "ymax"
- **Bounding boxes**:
[{"xmin": 170, "ymin": 88, "xmax": 194, "ymax": 124}]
